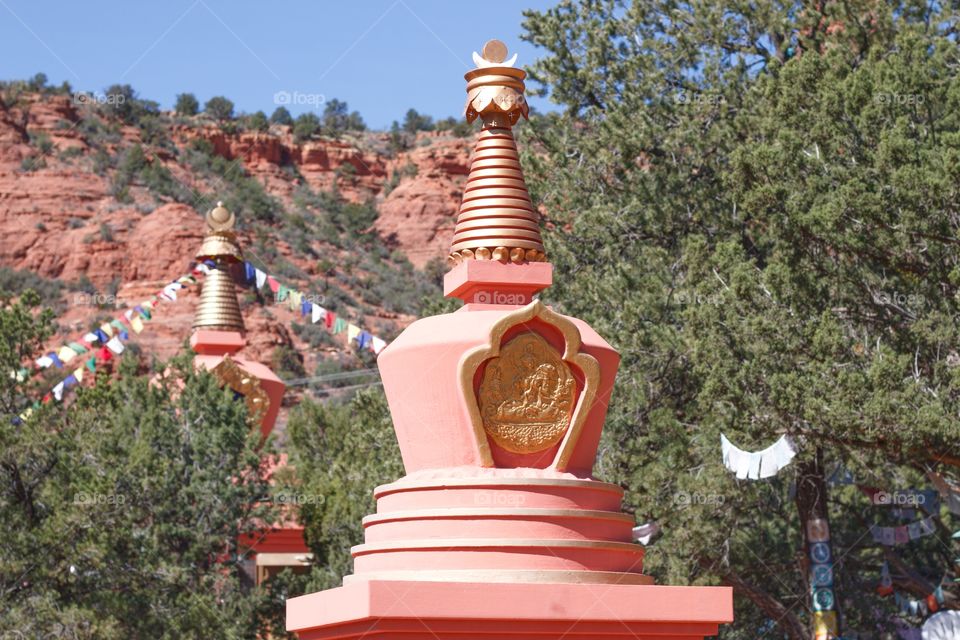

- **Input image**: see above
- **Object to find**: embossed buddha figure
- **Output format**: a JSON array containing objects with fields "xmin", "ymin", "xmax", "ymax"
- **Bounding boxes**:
[{"xmin": 479, "ymin": 333, "xmax": 576, "ymax": 455}]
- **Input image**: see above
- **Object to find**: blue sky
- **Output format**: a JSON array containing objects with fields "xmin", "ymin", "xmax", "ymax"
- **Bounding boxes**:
[{"xmin": 0, "ymin": 0, "xmax": 557, "ymax": 129}]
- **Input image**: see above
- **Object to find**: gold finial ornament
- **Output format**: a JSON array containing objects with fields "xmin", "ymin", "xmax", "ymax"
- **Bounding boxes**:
[
  {"xmin": 450, "ymin": 40, "xmax": 545, "ymax": 267},
  {"xmin": 208, "ymin": 200, "xmax": 235, "ymax": 231},
  {"xmin": 193, "ymin": 201, "xmax": 246, "ymax": 333},
  {"xmin": 196, "ymin": 200, "xmax": 242, "ymax": 262},
  {"xmin": 465, "ymin": 40, "xmax": 529, "ymax": 126},
  {"xmin": 482, "ymin": 39, "xmax": 508, "ymax": 64}
]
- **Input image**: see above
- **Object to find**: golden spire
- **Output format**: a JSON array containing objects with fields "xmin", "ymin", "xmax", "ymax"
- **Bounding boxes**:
[
  {"xmin": 448, "ymin": 40, "xmax": 546, "ymax": 267},
  {"xmin": 192, "ymin": 201, "xmax": 245, "ymax": 333}
]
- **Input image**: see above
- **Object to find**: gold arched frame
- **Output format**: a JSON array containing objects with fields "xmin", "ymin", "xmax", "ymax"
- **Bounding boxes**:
[{"xmin": 457, "ymin": 300, "xmax": 600, "ymax": 471}]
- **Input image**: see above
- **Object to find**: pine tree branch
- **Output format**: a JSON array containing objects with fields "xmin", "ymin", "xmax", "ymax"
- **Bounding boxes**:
[{"xmin": 712, "ymin": 562, "xmax": 807, "ymax": 640}]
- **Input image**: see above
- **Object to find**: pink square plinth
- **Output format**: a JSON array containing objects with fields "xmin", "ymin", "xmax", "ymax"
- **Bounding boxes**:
[
  {"xmin": 287, "ymin": 580, "xmax": 733, "ymax": 639},
  {"xmin": 190, "ymin": 330, "xmax": 245, "ymax": 355},
  {"xmin": 444, "ymin": 260, "xmax": 553, "ymax": 304}
]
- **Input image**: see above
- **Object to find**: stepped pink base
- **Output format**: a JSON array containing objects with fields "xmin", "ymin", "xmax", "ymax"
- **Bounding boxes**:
[
  {"xmin": 287, "ymin": 470, "xmax": 732, "ymax": 639},
  {"xmin": 286, "ymin": 579, "xmax": 732, "ymax": 639}
]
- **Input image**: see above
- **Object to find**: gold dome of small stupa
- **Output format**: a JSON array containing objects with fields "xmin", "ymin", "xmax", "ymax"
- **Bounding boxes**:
[{"xmin": 193, "ymin": 202, "xmax": 245, "ymax": 333}]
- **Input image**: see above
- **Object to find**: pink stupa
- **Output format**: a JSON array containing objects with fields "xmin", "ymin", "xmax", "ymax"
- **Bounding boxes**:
[
  {"xmin": 190, "ymin": 202, "xmax": 310, "ymax": 581},
  {"xmin": 286, "ymin": 40, "xmax": 733, "ymax": 639}
]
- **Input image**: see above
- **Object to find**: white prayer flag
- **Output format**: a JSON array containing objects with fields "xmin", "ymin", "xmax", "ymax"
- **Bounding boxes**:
[
  {"xmin": 105, "ymin": 337, "xmax": 125, "ymax": 355},
  {"xmin": 721, "ymin": 433, "xmax": 797, "ymax": 480},
  {"xmin": 923, "ymin": 610, "xmax": 960, "ymax": 640},
  {"xmin": 746, "ymin": 452, "xmax": 763, "ymax": 480},
  {"xmin": 632, "ymin": 522, "xmax": 660, "ymax": 545}
]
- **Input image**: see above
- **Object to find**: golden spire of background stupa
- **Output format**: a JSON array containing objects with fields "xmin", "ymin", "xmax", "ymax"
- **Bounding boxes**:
[
  {"xmin": 448, "ymin": 40, "xmax": 547, "ymax": 267},
  {"xmin": 192, "ymin": 201, "xmax": 245, "ymax": 333}
]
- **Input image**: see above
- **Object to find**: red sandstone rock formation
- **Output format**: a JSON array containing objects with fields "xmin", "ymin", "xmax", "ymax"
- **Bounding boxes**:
[{"xmin": 0, "ymin": 92, "xmax": 468, "ymax": 429}]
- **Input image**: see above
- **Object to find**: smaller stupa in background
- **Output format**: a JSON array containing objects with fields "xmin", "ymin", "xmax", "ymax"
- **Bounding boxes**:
[
  {"xmin": 190, "ymin": 201, "xmax": 284, "ymax": 439},
  {"xmin": 190, "ymin": 201, "xmax": 312, "ymax": 584}
]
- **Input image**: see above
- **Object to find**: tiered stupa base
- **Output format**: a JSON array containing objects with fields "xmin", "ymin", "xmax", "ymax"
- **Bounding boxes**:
[
  {"xmin": 286, "ymin": 469, "xmax": 731, "ymax": 639},
  {"xmin": 287, "ymin": 579, "xmax": 731, "ymax": 639}
]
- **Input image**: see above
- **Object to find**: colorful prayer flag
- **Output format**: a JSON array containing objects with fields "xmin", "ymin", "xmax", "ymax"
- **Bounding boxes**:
[
  {"xmin": 347, "ymin": 323, "xmax": 361, "ymax": 342},
  {"xmin": 357, "ymin": 331, "xmax": 372, "ymax": 350},
  {"xmin": 105, "ymin": 337, "xmax": 125, "ymax": 355}
]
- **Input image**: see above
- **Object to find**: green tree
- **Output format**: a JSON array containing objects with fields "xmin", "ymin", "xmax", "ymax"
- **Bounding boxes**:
[
  {"xmin": 0, "ymin": 293, "xmax": 287, "ymax": 637},
  {"xmin": 102, "ymin": 84, "xmax": 137, "ymax": 123},
  {"xmin": 292, "ymin": 112, "xmax": 320, "ymax": 143},
  {"xmin": 27, "ymin": 72, "xmax": 47, "ymax": 93},
  {"xmin": 435, "ymin": 116, "xmax": 472, "ymax": 137},
  {"xmin": 401, "ymin": 108, "xmax": 433, "ymax": 134},
  {"xmin": 519, "ymin": 1, "xmax": 960, "ymax": 638},
  {"xmin": 282, "ymin": 388, "xmax": 403, "ymax": 591},
  {"xmin": 270, "ymin": 106, "xmax": 293, "ymax": 125},
  {"xmin": 204, "ymin": 95, "xmax": 235, "ymax": 121},
  {"xmin": 175, "ymin": 92, "xmax": 199, "ymax": 116},
  {"xmin": 246, "ymin": 110, "xmax": 269, "ymax": 132},
  {"xmin": 387, "ymin": 120, "xmax": 410, "ymax": 153},
  {"xmin": 322, "ymin": 99, "xmax": 366, "ymax": 137}
]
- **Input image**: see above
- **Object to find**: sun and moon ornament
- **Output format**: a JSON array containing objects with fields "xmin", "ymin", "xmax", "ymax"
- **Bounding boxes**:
[{"xmin": 449, "ymin": 39, "xmax": 546, "ymax": 268}]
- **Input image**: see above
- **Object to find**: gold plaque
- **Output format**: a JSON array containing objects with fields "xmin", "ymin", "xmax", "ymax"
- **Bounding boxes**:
[
  {"xmin": 478, "ymin": 333, "xmax": 576, "ymax": 454},
  {"xmin": 458, "ymin": 301, "xmax": 601, "ymax": 469},
  {"xmin": 211, "ymin": 355, "xmax": 269, "ymax": 425}
]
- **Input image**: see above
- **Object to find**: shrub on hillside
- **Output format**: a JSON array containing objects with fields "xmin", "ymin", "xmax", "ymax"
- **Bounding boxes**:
[
  {"xmin": 204, "ymin": 95, "xmax": 234, "ymax": 121},
  {"xmin": 174, "ymin": 92, "xmax": 199, "ymax": 116},
  {"xmin": 20, "ymin": 156, "xmax": 46, "ymax": 172},
  {"xmin": 402, "ymin": 108, "xmax": 433, "ymax": 133},
  {"xmin": 321, "ymin": 99, "xmax": 366, "ymax": 138},
  {"xmin": 269, "ymin": 106, "xmax": 293, "ymax": 125},
  {"xmin": 292, "ymin": 112, "xmax": 320, "ymax": 143},
  {"xmin": 245, "ymin": 110, "xmax": 269, "ymax": 132}
]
